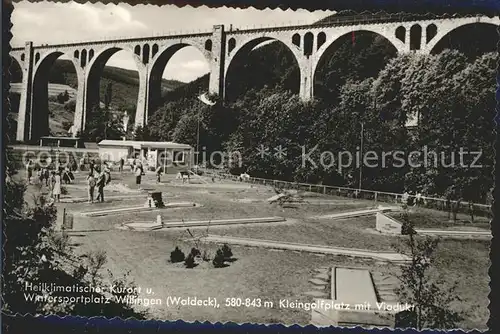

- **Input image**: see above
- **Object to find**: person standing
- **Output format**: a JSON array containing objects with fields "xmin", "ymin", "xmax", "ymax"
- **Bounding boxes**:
[
  {"xmin": 415, "ymin": 192, "xmax": 422, "ymax": 206},
  {"xmin": 155, "ymin": 165, "xmax": 162, "ymax": 183},
  {"xmin": 43, "ymin": 168, "xmax": 50, "ymax": 186},
  {"xmin": 46, "ymin": 156, "xmax": 52, "ymax": 170},
  {"xmin": 36, "ymin": 167, "xmax": 43, "ymax": 185},
  {"xmin": 89, "ymin": 159, "xmax": 95, "ymax": 175},
  {"xmin": 104, "ymin": 165, "xmax": 112, "ymax": 186},
  {"xmin": 135, "ymin": 161, "xmax": 143, "ymax": 189},
  {"xmin": 95, "ymin": 169, "xmax": 105, "ymax": 203},
  {"xmin": 87, "ymin": 171, "xmax": 96, "ymax": 203},
  {"xmin": 53, "ymin": 171, "xmax": 62, "ymax": 202},
  {"xmin": 26, "ymin": 159, "xmax": 33, "ymax": 184},
  {"xmin": 402, "ymin": 191, "xmax": 409, "ymax": 206},
  {"xmin": 79, "ymin": 157, "xmax": 85, "ymax": 171},
  {"xmin": 119, "ymin": 158, "xmax": 124, "ymax": 173},
  {"xmin": 62, "ymin": 166, "xmax": 72, "ymax": 184}
]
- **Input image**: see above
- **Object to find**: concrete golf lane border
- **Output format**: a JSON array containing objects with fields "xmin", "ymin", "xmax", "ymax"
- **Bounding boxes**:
[
  {"xmin": 376, "ymin": 211, "xmax": 491, "ymax": 239},
  {"xmin": 194, "ymin": 235, "xmax": 411, "ymax": 263},
  {"xmin": 78, "ymin": 202, "xmax": 199, "ymax": 217},
  {"xmin": 310, "ymin": 207, "xmax": 400, "ymax": 220},
  {"xmin": 121, "ymin": 216, "xmax": 288, "ymax": 231},
  {"xmin": 310, "ymin": 266, "xmax": 402, "ymax": 328},
  {"xmin": 416, "ymin": 228, "xmax": 491, "ymax": 239},
  {"xmin": 60, "ymin": 193, "xmax": 176, "ymax": 203}
]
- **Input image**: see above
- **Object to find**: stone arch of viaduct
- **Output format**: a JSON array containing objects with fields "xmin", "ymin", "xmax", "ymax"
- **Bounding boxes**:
[{"xmin": 10, "ymin": 15, "xmax": 499, "ymax": 142}]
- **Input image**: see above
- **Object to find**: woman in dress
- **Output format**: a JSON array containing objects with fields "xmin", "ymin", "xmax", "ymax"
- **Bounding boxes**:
[{"xmin": 52, "ymin": 170, "xmax": 62, "ymax": 202}]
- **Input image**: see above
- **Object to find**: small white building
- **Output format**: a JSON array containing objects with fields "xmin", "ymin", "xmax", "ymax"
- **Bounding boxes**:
[{"xmin": 97, "ymin": 140, "xmax": 194, "ymax": 173}]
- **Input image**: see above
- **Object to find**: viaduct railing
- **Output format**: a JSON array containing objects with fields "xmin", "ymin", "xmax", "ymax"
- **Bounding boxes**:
[
  {"xmin": 11, "ymin": 13, "xmax": 483, "ymax": 50},
  {"xmin": 200, "ymin": 168, "xmax": 491, "ymax": 219}
]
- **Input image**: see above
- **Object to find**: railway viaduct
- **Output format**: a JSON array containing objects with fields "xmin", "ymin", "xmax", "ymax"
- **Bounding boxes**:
[{"xmin": 9, "ymin": 14, "xmax": 499, "ymax": 142}]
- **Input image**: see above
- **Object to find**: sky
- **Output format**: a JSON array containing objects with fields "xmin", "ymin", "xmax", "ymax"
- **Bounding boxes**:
[{"xmin": 12, "ymin": 2, "xmax": 334, "ymax": 82}]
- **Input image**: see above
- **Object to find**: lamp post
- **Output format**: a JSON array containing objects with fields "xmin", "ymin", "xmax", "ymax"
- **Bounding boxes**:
[
  {"xmin": 197, "ymin": 92, "xmax": 216, "ymax": 172},
  {"xmin": 358, "ymin": 122, "xmax": 364, "ymax": 191},
  {"xmin": 196, "ymin": 108, "xmax": 200, "ymax": 171}
]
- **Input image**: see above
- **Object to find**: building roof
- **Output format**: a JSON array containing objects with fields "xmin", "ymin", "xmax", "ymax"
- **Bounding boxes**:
[
  {"xmin": 40, "ymin": 136, "xmax": 80, "ymax": 140},
  {"xmin": 98, "ymin": 140, "xmax": 192, "ymax": 150}
]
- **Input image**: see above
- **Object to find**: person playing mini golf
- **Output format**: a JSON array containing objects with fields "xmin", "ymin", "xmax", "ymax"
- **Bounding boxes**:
[{"xmin": 155, "ymin": 165, "xmax": 162, "ymax": 183}]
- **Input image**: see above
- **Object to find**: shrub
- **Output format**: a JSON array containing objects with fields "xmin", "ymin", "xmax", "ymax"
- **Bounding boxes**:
[
  {"xmin": 64, "ymin": 99, "xmax": 76, "ymax": 112},
  {"xmin": 62, "ymin": 121, "xmax": 73, "ymax": 131},
  {"xmin": 212, "ymin": 249, "xmax": 225, "ymax": 268},
  {"xmin": 400, "ymin": 205, "xmax": 416, "ymax": 235},
  {"xmin": 401, "ymin": 220, "xmax": 415, "ymax": 235},
  {"xmin": 56, "ymin": 92, "xmax": 69, "ymax": 104},
  {"xmin": 221, "ymin": 244, "xmax": 233, "ymax": 260},
  {"xmin": 184, "ymin": 253, "xmax": 196, "ymax": 268},
  {"xmin": 170, "ymin": 246, "xmax": 185, "ymax": 263},
  {"xmin": 190, "ymin": 247, "xmax": 201, "ymax": 258}
]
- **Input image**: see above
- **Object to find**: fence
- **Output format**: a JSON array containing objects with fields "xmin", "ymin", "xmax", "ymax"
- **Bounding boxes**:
[{"xmin": 201, "ymin": 169, "xmax": 491, "ymax": 219}]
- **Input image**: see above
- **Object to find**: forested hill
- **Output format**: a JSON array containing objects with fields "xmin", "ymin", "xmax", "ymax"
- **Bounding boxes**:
[{"xmin": 10, "ymin": 59, "xmax": 184, "ymax": 111}]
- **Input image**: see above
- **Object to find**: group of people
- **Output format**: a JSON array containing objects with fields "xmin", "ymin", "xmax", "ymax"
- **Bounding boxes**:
[
  {"xmin": 86, "ymin": 164, "xmax": 111, "ymax": 203},
  {"xmin": 401, "ymin": 191, "xmax": 425, "ymax": 206},
  {"xmin": 26, "ymin": 154, "xmax": 166, "ymax": 204},
  {"xmin": 26, "ymin": 159, "xmax": 75, "ymax": 202}
]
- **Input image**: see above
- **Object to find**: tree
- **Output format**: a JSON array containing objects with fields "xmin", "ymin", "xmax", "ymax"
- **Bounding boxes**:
[
  {"xmin": 314, "ymin": 32, "xmax": 397, "ymax": 102},
  {"xmin": 172, "ymin": 111, "xmax": 201, "ymax": 147},
  {"xmin": 147, "ymin": 100, "xmax": 187, "ymax": 141},
  {"xmin": 83, "ymin": 106, "xmax": 124, "ymax": 142},
  {"xmin": 104, "ymin": 82, "xmax": 113, "ymax": 110},
  {"xmin": 395, "ymin": 206, "xmax": 463, "ymax": 330},
  {"xmin": 56, "ymin": 91, "xmax": 70, "ymax": 104},
  {"xmin": 405, "ymin": 51, "xmax": 494, "ymax": 203},
  {"xmin": 145, "ymin": 33, "xmax": 493, "ymax": 204},
  {"xmin": 133, "ymin": 125, "xmax": 151, "ymax": 141}
]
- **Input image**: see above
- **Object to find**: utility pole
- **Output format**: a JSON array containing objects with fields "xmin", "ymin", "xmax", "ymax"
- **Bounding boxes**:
[
  {"xmin": 196, "ymin": 108, "xmax": 200, "ymax": 171},
  {"xmin": 358, "ymin": 122, "xmax": 364, "ymax": 191}
]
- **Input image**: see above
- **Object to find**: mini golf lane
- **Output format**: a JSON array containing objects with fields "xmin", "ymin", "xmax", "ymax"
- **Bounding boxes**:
[
  {"xmin": 123, "ymin": 216, "xmax": 287, "ymax": 231},
  {"xmin": 312, "ymin": 267, "xmax": 399, "ymax": 328},
  {"xmin": 197, "ymin": 235, "xmax": 411, "ymax": 263},
  {"xmin": 310, "ymin": 207, "xmax": 400, "ymax": 220},
  {"xmin": 79, "ymin": 202, "xmax": 198, "ymax": 217},
  {"xmin": 333, "ymin": 268, "xmax": 378, "ymax": 305},
  {"xmin": 60, "ymin": 193, "xmax": 175, "ymax": 203}
]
